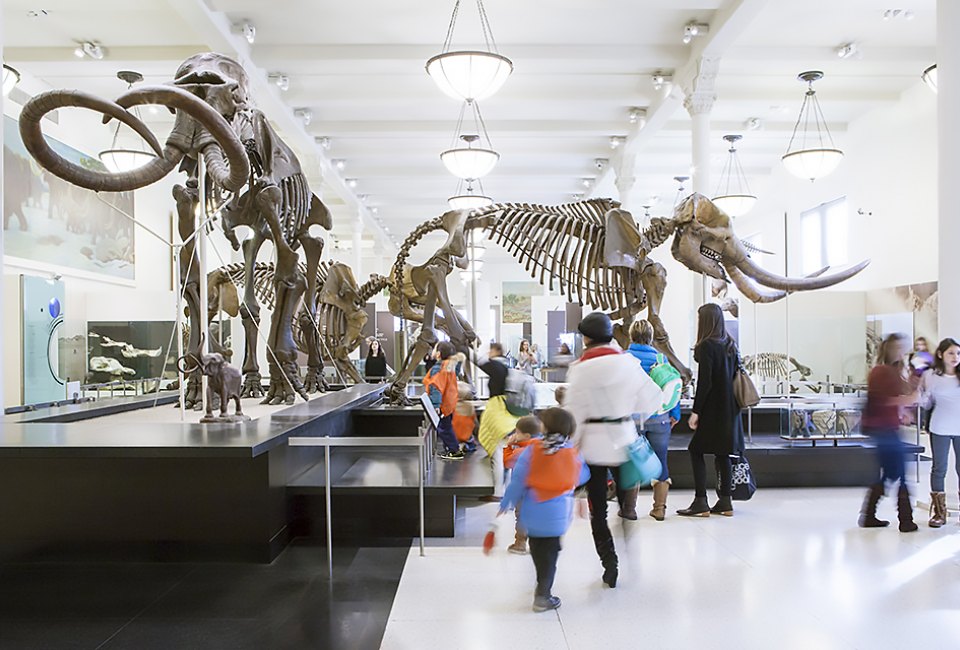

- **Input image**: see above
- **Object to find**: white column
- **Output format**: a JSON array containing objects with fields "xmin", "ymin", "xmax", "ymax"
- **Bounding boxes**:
[
  {"xmin": 939, "ymin": 0, "xmax": 960, "ymax": 336},
  {"xmin": 0, "ymin": 5, "xmax": 5, "ymax": 407},
  {"xmin": 614, "ymin": 153, "xmax": 637, "ymax": 212},
  {"xmin": 352, "ymin": 218, "xmax": 363, "ymax": 282}
]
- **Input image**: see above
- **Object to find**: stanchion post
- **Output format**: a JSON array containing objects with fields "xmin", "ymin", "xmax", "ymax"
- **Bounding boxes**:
[
  {"xmin": 419, "ymin": 440, "xmax": 425, "ymax": 557},
  {"xmin": 325, "ymin": 444, "xmax": 333, "ymax": 580}
]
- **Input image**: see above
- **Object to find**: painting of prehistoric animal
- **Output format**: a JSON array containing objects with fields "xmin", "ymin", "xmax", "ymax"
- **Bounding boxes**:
[
  {"xmin": 19, "ymin": 52, "xmax": 332, "ymax": 408},
  {"xmin": 3, "ymin": 116, "xmax": 135, "ymax": 279}
]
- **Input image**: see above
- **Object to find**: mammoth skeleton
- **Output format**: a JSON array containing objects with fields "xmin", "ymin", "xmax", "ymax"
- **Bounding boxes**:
[
  {"xmin": 19, "ymin": 53, "xmax": 331, "ymax": 407},
  {"xmin": 382, "ymin": 194, "xmax": 868, "ymax": 402}
]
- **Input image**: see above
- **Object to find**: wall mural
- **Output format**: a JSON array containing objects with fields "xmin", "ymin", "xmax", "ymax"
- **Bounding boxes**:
[
  {"xmin": 501, "ymin": 281, "xmax": 541, "ymax": 323},
  {"xmin": 3, "ymin": 116, "xmax": 135, "ymax": 280},
  {"xmin": 865, "ymin": 281, "xmax": 938, "ymax": 366}
]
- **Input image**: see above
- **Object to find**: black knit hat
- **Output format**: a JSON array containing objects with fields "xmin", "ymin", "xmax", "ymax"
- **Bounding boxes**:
[{"xmin": 578, "ymin": 311, "xmax": 613, "ymax": 343}]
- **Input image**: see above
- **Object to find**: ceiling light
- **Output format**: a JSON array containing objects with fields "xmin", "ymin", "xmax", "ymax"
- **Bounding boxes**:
[
  {"xmin": 922, "ymin": 64, "xmax": 937, "ymax": 93},
  {"xmin": 27, "ymin": 10, "xmax": 50, "ymax": 18},
  {"xmin": 357, "ymin": 194, "xmax": 368, "ymax": 202},
  {"xmin": 316, "ymin": 136, "xmax": 331, "ymax": 150},
  {"xmin": 609, "ymin": 136, "xmax": 626, "ymax": 150},
  {"xmin": 883, "ymin": 9, "xmax": 914, "ymax": 20},
  {"xmin": 673, "ymin": 176, "xmax": 689, "ymax": 206},
  {"xmin": 448, "ymin": 178, "xmax": 494, "ymax": 210},
  {"xmin": 371, "ymin": 207, "xmax": 379, "ymax": 216},
  {"xmin": 294, "ymin": 108, "xmax": 313, "ymax": 126},
  {"xmin": 782, "ymin": 71, "xmax": 844, "ymax": 181},
  {"xmin": 744, "ymin": 117, "xmax": 763, "ymax": 131},
  {"xmin": 628, "ymin": 107, "xmax": 647, "ymax": 125},
  {"xmin": 594, "ymin": 158, "xmax": 608, "ymax": 171},
  {"xmin": 98, "ymin": 71, "xmax": 156, "ymax": 173},
  {"xmin": 3, "ymin": 64, "xmax": 21, "ymax": 97},
  {"xmin": 571, "ymin": 193, "xmax": 584, "ymax": 201},
  {"xmin": 346, "ymin": 178, "xmax": 358, "ymax": 189},
  {"xmin": 712, "ymin": 134, "xmax": 757, "ymax": 217},
  {"xmin": 835, "ymin": 42, "xmax": 858, "ymax": 59},
  {"xmin": 581, "ymin": 178, "xmax": 593, "ymax": 189},
  {"xmin": 332, "ymin": 159, "xmax": 346, "ymax": 171},
  {"xmin": 233, "ymin": 21, "xmax": 256, "ymax": 44},
  {"xmin": 441, "ymin": 101, "xmax": 499, "ymax": 179},
  {"xmin": 426, "ymin": 0, "xmax": 512, "ymax": 102},
  {"xmin": 651, "ymin": 71, "xmax": 673, "ymax": 91},
  {"xmin": 269, "ymin": 73, "xmax": 289, "ymax": 91},
  {"xmin": 74, "ymin": 41, "xmax": 104, "ymax": 60},
  {"xmin": 682, "ymin": 22, "xmax": 709, "ymax": 44}
]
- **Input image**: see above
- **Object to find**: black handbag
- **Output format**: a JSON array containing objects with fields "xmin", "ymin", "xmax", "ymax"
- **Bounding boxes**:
[{"xmin": 728, "ymin": 453, "xmax": 757, "ymax": 501}]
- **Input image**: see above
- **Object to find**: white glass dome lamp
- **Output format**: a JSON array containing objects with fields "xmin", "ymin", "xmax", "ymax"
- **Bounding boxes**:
[
  {"xmin": 712, "ymin": 134, "xmax": 757, "ymax": 217},
  {"xmin": 98, "ymin": 71, "xmax": 157, "ymax": 173}
]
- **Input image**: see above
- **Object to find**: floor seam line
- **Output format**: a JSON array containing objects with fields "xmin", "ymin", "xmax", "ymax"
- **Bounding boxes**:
[{"xmin": 93, "ymin": 567, "xmax": 197, "ymax": 649}]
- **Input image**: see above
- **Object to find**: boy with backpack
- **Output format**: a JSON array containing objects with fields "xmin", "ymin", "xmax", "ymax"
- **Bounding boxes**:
[
  {"xmin": 422, "ymin": 342, "xmax": 465, "ymax": 460},
  {"xmin": 499, "ymin": 408, "xmax": 590, "ymax": 612}
]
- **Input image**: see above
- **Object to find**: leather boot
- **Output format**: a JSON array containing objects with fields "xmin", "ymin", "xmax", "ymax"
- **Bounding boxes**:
[
  {"xmin": 596, "ymin": 538, "xmax": 618, "ymax": 588},
  {"xmin": 897, "ymin": 485, "xmax": 918, "ymax": 533},
  {"xmin": 928, "ymin": 492, "xmax": 947, "ymax": 528},
  {"xmin": 858, "ymin": 483, "xmax": 889, "ymax": 528},
  {"xmin": 618, "ymin": 487, "xmax": 639, "ymax": 520},
  {"xmin": 677, "ymin": 496, "xmax": 710, "ymax": 517},
  {"xmin": 508, "ymin": 528, "xmax": 528, "ymax": 554},
  {"xmin": 650, "ymin": 480, "xmax": 670, "ymax": 521},
  {"xmin": 710, "ymin": 495, "xmax": 734, "ymax": 517}
]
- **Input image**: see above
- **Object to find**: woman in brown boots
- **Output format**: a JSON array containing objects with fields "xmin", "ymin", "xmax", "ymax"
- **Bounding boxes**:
[
  {"xmin": 919, "ymin": 338, "xmax": 960, "ymax": 527},
  {"xmin": 858, "ymin": 333, "xmax": 920, "ymax": 532}
]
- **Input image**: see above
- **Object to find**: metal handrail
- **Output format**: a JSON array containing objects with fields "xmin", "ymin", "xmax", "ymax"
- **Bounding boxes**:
[{"xmin": 288, "ymin": 427, "xmax": 431, "ymax": 579}]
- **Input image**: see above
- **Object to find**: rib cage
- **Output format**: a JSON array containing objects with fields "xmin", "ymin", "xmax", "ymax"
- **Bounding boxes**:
[{"xmin": 217, "ymin": 260, "xmax": 333, "ymax": 311}]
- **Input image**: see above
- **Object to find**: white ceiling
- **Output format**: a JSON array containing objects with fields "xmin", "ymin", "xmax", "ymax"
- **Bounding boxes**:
[{"xmin": 3, "ymin": 0, "xmax": 937, "ymax": 259}]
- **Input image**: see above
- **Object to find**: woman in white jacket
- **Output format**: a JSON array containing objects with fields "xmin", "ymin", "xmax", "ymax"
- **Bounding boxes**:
[{"xmin": 565, "ymin": 312, "xmax": 664, "ymax": 588}]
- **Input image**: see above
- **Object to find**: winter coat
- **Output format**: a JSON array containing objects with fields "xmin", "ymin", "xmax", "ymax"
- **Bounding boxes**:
[
  {"xmin": 565, "ymin": 346, "xmax": 664, "ymax": 466},
  {"xmin": 502, "ymin": 441, "xmax": 591, "ymax": 538},
  {"xmin": 627, "ymin": 343, "xmax": 682, "ymax": 422},
  {"xmin": 690, "ymin": 339, "xmax": 744, "ymax": 455},
  {"xmin": 422, "ymin": 358, "xmax": 458, "ymax": 417}
]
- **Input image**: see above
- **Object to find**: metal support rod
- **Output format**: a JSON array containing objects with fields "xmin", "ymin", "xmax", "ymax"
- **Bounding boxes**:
[
  {"xmin": 418, "ymin": 445, "xmax": 425, "ymax": 557},
  {"xmin": 916, "ymin": 403, "xmax": 921, "ymax": 483},
  {"xmin": 174, "ymin": 245, "xmax": 185, "ymax": 421},
  {"xmin": 325, "ymin": 444, "xmax": 333, "ymax": 580},
  {"xmin": 197, "ymin": 159, "xmax": 210, "ymax": 415}
]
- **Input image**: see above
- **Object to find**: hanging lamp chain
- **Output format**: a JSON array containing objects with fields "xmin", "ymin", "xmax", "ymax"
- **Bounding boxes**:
[
  {"xmin": 786, "ymin": 79, "xmax": 837, "ymax": 153},
  {"xmin": 441, "ymin": 0, "xmax": 500, "ymax": 54}
]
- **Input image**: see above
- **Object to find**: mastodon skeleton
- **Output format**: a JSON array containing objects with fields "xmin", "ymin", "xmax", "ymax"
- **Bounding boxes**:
[
  {"xmin": 742, "ymin": 353, "xmax": 820, "ymax": 394},
  {"xmin": 381, "ymin": 194, "xmax": 868, "ymax": 403}
]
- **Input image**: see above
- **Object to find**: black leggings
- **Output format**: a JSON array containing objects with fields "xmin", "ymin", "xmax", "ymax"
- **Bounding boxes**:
[
  {"xmin": 528, "ymin": 536, "xmax": 561, "ymax": 597},
  {"xmin": 691, "ymin": 452, "xmax": 733, "ymax": 498}
]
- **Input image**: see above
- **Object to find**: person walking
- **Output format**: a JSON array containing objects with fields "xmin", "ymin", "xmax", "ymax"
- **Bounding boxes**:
[
  {"xmin": 858, "ymin": 333, "xmax": 919, "ymax": 532},
  {"xmin": 626, "ymin": 319, "xmax": 681, "ymax": 520},
  {"xmin": 476, "ymin": 343, "xmax": 521, "ymax": 500},
  {"xmin": 677, "ymin": 303, "xmax": 744, "ymax": 518},
  {"xmin": 919, "ymin": 337, "xmax": 960, "ymax": 527},
  {"xmin": 565, "ymin": 312, "xmax": 663, "ymax": 588}
]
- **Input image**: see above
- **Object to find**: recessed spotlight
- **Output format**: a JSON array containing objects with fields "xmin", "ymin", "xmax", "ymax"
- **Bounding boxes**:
[
  {"xmin": 332, "ymin": 159, "xmax": 346, "ymax": 171},
  {"xmin": 651, "ymin": 72, "xmax": 672, "ymax": 91},
  {"xmin": 268, "ymin": 73, "xmax": 289, "ymax": 91},
  {"xmin": 316, "ymin": 136, "xmax": 331, "ymax": 150},
  {"xmin": 628, "ymin": 107, "xmax": 647, "ymax": 125},
  {"xmin": 594, "ymin": 158, "xmax": 608, "ymax": 171},
  {"xmin": 609, "ymin": 136, "xmax": 626, "ymax": 150},
  {"xmin": 882, "ymin": 8, "xmax": 915, "ymax": 20},
  {"xmin": 682, "ymin": 22, "xmax": 709, "ymax": 44},
  {"xmin": 294, "ymin": 108, "xmax": 313, "ymax": 125},
  {"xmin": 27, "ymin": 9, "xmax": 49, "ymax": 18},
  {"xmin": 233, "ymin": 21, "xmax": 256, "ymax": 44},
  {"xmin": 73, "ymin": 41, "xmax": 104, "ymax": 60},
  {"xmin": 744, "ymin": 117, "xmax": 763, "ymax": 131},
  {"xmin": 346, "ymin": 178, "xmax": 358, "ymax": 189},
  {"xmin": 836, "ymin": 42, "xmax": 859, "ymax": 59},
  {"xmin": 581, "ymin": 178, "xmax": 593, "ymax": 189}
]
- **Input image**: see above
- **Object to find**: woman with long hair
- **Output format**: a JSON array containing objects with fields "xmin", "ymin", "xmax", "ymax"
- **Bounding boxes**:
[
  {"xmin": 517, "ymin": 339, "xmax": 537, "ymax": 376},
  {"xmin": 858, "ymin": 333, "xmax": 919, "ymax": 532},
  {"xmin": 677, "ymin": 303, "xmax": 744, "ymax": 517},
  {"xmin": 919, "ymin": 337, "xmax": 960, "ymax": 527},
  {"xmin": 365, "ymin": 339, "xmax": 388, "ymax": 381}
]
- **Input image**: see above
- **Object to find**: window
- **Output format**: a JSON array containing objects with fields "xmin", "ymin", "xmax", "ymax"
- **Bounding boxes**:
[{"xmin": 800, "ymin": 197, "xmax": 848, "ymax": 275}]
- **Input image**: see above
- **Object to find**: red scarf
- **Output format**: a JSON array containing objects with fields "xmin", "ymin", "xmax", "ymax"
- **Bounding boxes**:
[
  {"xmin": 526, "ymin": 442, "xmax": 582, "ymax": 502},
  {"xmin": 579, "ymin": 345, "xmax": 621, "ymax": 362}
]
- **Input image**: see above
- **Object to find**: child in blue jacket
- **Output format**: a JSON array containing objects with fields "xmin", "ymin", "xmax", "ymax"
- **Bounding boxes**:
[{"xmin": 499, "ymin": 407, "xmax": 590, "ymax": 612}]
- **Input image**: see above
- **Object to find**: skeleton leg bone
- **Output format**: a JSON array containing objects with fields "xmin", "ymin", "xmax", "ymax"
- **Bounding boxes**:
[{"xmin": 640, "ymin": 259, "xmax": 693, "ymax": 384}]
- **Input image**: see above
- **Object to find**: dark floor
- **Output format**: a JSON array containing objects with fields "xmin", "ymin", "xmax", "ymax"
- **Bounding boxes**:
[{"xmin": 0, "ymin": 539, "xmax": 410, "ymax": 650}]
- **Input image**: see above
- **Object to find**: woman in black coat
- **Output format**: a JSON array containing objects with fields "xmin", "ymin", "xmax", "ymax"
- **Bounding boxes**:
[
  {"xmin": 365, "ymin": 340, "xmax": 388, "ymax": 381},
  {"xmin": 677, "ymin": 303, "xmax": 745, "ymax": 517}
]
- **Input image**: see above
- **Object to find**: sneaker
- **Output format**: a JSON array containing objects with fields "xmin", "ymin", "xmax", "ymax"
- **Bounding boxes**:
[
  {"xmin": 440, "ymin": 450, "xmax": 465, "ymax": 460},
  {"xmin": 507, "ymin": 542, "xmax": 527, "ymax": 555},
  {"xmin": 532, "ymin": 595, "xmax": 561, "ymax": 612}
]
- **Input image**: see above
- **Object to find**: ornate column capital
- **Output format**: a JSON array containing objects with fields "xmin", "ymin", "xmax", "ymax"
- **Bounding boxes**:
[{"xmin": 682, "ymin": 56, "xmax": 721, "ymax": 117}]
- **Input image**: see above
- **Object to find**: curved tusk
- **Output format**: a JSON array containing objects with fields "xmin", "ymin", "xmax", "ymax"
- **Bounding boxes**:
[
  {"xmin": 117, "ymin": 85, "xmax": 250, "ymax": 192},
  {"xmin": 725, "ymin": 264, "xmax": 787, "ymax": 303},
  {"xmin": 732, "ymin": 237, "xmax": 869, "ymax": 290},
  {"xmin": 19, "ymin": 90, "xmax": 179, "ymax": 192}
]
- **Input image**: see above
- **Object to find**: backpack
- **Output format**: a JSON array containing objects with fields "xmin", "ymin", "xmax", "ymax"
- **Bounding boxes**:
[
  {"xmin": 504, "ymin": 367, "xmax": 536, "ymax": 416},
  {"xmin": 648, "ymin": 353, "xmax": 682, "ymax": 414}
]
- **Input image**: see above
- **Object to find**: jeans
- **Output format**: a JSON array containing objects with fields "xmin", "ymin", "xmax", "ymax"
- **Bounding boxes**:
[
  {"xmin": 529, "ymin": 536, "xmax": 561, "ymax": 597},
  {"xmin": 929, "ymin": 434, "xmax": 960, "ymax": 492},
  {"xmin": 437, "ymin": 414, "xmax": 459, "ymax": 453},
  {"xmin": 642, "ymin": 414, "xmax": 672, "ymax": 482},
  {"xmin": 586, "ymin": 463, "xmax": 625, "ymax": 567},
  {"xmin": 870, "ymin": 428, "xmax": 907, "ymax": 487},
  {"xmin": 691, "ymin": 452, "xmax": 733, "ymax": 498}
]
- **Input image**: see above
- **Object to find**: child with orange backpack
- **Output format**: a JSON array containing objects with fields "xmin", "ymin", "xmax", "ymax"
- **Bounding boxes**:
[
  {"xmin": 499, "ymin": 408, "xmax": 590, "ymax": 612},
  {"xmin": 452, "ymin": 381, "xmax": 479, "ymax": 453},
  {"xmin": 422, "ymin": 342, "xmax": 464, "ymax": 460}
]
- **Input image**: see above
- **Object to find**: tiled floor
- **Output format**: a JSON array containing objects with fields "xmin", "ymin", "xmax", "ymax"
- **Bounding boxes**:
[{"xmin": 383, "ymin": 479, "xmax": 960, "ymax": 650}]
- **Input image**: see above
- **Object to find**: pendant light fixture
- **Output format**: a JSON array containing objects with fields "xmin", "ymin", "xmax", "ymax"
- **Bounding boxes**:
[
  {"xmin": 712, "ymin": 134, "xmax": 757, "ymax": 217},
  {"xmin": 426, "ymin": 0, "xmax": 513, "ymax": 103},
  {"xmin": 2, "ymin": 64, "xmax": 21, "ymax": 97},
  {"xmin": 441, "ymin": 100, "xmax": 499, "ymax": 179},
  {"xmin": 922, "ymin": 64, "xmax": 937, "ymax": 93},
  {"xmin": 98, "ymin": 71, "xmax": 156, "ymax": 173},
  {"xmin": 782, "ymin": 71, "xmax": 844, "ymax": 181},
  {"xmin": 448, "ymin": 178, "xmax": 494, "ymax": 210}
]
